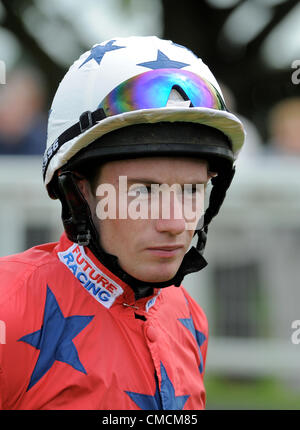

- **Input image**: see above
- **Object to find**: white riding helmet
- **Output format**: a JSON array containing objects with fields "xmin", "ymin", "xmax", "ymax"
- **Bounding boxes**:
[{"xmin": 43, "ymin": 35, "xmax": 245, "ymax": 197}]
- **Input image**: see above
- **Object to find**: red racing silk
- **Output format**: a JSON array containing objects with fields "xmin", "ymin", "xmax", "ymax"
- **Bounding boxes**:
[{"xmin": 0, "ymin": 233, "xmax": 208, "ymax": 410}]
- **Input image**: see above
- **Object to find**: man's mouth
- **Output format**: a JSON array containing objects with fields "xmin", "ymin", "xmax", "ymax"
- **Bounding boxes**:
[{"xmin": 146, "ymin": 245, "xmax": 184, "ymax": 257}]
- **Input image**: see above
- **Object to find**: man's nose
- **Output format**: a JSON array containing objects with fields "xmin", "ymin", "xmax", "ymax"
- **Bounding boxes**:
[{"xmin": 154, "ymin": 193, "xmax": 186, "ymax": 235}]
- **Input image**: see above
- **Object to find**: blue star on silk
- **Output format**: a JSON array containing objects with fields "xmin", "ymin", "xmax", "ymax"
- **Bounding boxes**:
[
  {"xmin": 125, "ymin": 371, "xmax": 162, "ymax": 410},
  {"xmin": 179, "ymin": 317, "xmax": 206, "ymax": 373},
  {"xmin": 79, "ymin": 40, "xmax": 125, "ymax": 68},
  {"xmin": 137, "ymin": 50, "xmax": 189, "ymax": 70},
  {"xmin": 19, "ymin": 286, "xmax": 94, "ymax": 390},
  {"xmin": 125, "ymin": 362, "xmax": 189, "ymax": 410}
]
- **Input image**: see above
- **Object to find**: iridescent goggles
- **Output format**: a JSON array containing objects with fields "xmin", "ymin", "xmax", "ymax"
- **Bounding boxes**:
[{"xmin": 98, "ymin": 69, "xmax": 228, "ymax": 116}]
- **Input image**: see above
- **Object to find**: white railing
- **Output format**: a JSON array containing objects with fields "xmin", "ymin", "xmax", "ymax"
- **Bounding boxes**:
[
  {"xmin": 185, "ymin": 154, "xmax": 300, "ymax": 378},
  {"xmin": 0, "ymin": 156, "xmax": 62, "ymax": 257}
]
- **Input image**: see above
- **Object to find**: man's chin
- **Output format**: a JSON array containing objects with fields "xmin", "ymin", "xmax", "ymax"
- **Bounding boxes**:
[{"xmin": 134, "ymin": 265, "xmax": 180, "ymax": 284}]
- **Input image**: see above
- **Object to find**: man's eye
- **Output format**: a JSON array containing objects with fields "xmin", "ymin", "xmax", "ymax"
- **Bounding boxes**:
[
  {"xmin": 184, "ymin": 185, "xmax": 198, "ymax": 194},
  {"xmin": 128, "ymin": 185, "xmax": 151, "ymax": 196},
  {"xmin": 142, "ymin": 186, "xmax": 152, "ymax": 194}
]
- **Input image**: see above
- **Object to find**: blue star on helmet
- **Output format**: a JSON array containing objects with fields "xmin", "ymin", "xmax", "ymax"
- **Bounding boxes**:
[
  {"xmin": 137, "ymin": 50, "xmax": 189, "ymax": 70},
  {"xmin": 18, "ymin": 286, "xmax": 94, "ymax": 390},
  {"xmin": 178, "ymin": 317, "xmax": 206, "ymax": 373},
  {"xmin": 79, "ymin": 40, "xmax": 125, "ymax": 68},
  {"xmin": 125, "ymin": 362, "xmax": 189, "ymax": 410}
]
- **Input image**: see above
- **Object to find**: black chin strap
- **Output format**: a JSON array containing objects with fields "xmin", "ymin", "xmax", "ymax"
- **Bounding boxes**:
[{"xmin": 56, "ymin": 165, "xmax": 235, "ymax": 299}]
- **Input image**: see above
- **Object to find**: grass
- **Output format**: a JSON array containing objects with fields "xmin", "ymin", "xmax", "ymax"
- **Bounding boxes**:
[{"xmin": 205, "ymin": 375, "xmax": 300, "ymax": 410}]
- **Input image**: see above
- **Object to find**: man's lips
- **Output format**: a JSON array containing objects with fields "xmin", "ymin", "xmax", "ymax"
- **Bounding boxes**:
[
  {"xmin": 146, "ymin": 245, "xmax": 184, "ymax": 257},
  {"xmin": 148, "ymin": 245, "xmax": 184, "ymax": 250}
]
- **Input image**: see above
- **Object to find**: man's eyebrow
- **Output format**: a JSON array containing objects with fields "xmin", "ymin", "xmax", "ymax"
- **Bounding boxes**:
[
  {"xmin": 126, "ymin": 177, "xmax": 206, "ymax": 185},
  {"xmin": 126, "ymin": 178, "xmax": 157, "ymax": 184}
]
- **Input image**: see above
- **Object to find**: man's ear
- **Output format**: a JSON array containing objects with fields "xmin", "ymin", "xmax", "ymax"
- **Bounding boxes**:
[
  {"xmin": 208, "ymin": 171, "xmax": 218, "ymax": 179},
  {"xmin": 74, "ymin": 174, "xmax": 94, "ymax": 207}
]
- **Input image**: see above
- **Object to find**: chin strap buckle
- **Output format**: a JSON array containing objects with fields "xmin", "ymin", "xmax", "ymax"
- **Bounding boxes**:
[
  {"xmin": 79, "ymin": 111, "xmax": 93, "ymax": 133},
  {"xmin": 77, "ymin": 230, "xmax": 91, "ymax": 246}
]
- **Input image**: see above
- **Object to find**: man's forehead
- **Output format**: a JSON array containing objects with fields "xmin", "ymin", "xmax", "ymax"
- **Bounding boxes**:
[
  {"xmin": 102, "ymin": 156, "xmax": 208, "ymax": 170},
  {"xmin": 99, "ymin": 156, "xmax": 209, "ymax": 183}
]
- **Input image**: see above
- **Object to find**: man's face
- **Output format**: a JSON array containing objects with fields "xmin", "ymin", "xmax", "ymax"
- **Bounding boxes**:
[{"xmin": 80, "ymin": 157, "xmax": 211, "ymax": 283}]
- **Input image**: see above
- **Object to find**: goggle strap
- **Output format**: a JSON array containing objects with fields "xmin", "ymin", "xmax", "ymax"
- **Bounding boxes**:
[{"xmin": 43, "ymin": 108, "xmax": 106, "ymax": 180}]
